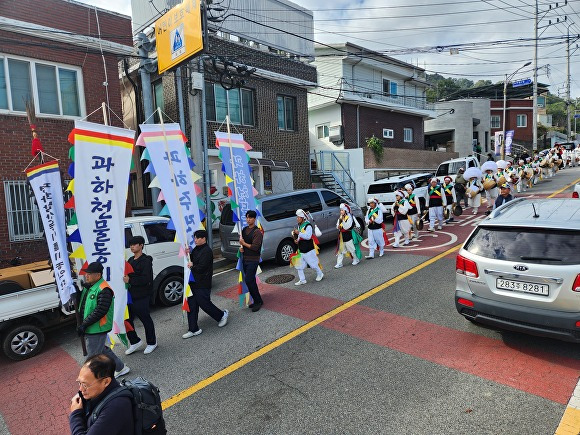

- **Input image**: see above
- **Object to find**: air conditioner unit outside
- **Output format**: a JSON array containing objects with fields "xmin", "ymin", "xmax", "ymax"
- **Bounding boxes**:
[{"xmin": 329, "ymin": 125, "xmax": 343, "ymax": 145}]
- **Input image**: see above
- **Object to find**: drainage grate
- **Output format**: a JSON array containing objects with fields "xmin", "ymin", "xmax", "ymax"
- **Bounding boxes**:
[{"xmin": 265, "ymin": 274, "xmax": 295, "ymax": 284}]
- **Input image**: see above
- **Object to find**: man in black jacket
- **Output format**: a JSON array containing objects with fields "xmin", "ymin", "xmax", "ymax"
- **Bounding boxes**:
[
  {"xmin": 182, "ymin": 229, "xmax": 228, "ymax": 338},
  {"xmin": 124, "ymin": 236, "xmax": 157, "ymax": 355},
  {"xmin": 69, "ymin": 354, "xmax": 134, "ymax": 435}
]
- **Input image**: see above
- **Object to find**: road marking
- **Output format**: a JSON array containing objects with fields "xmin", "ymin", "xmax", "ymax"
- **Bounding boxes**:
[
  {"xmin": 213, "ymin": 267, "xmax": 236, "ymax": 276},
  {"xmin": 161, "ymin": 243, "xmax": 463, "ymax": 410},
  {"xmin": 547, "ymin": 177, "xmax": 580, "ymax": 198},
  {"xmin": 555, "ymin": 379, "xmax": 580, "ymax": 434}
]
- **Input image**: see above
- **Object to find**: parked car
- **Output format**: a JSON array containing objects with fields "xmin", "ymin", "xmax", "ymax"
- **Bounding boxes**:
[
  {"xmin": 71, "ymin": 216, "xmax": 184, "ymax": 306},
  {"xmin": 436, "ymin": 156, "xmax": 480, "ymax": 182},
  {"xmin": 219, "ymin": 189, "xmax": 365, "ymax": 265},
  {"xmin": 455, "ymin": 198, "xmax": 580, "ymax": 342},
  {"xmin": 366, "ymin": 172, "xmax": 433, "ymax": 216}
]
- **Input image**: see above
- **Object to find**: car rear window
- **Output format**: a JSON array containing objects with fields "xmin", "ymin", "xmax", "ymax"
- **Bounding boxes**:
[
  {"xmin": 368, "ymin": 182, "xmax": 397, "ymax": 194},
  {"xmin": 464, "ymin": 226, "xmax": 580, "ymax": 265},
  {"xmin": 261, "ymin": 192, "xmax": 323, "ymax": 222}
]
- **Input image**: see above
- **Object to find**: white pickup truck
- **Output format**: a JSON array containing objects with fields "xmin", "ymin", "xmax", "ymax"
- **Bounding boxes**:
[
  {"xmin": 435, "ymin": 156, "xmax": 481, "ymax": 183},
  {"xmin": 0, "ymin": 216, "xmax": 184, "ymax": 361}
]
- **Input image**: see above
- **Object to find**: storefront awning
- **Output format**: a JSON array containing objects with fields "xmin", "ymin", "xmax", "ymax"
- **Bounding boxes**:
[{"xmin": 249, "ymin": 158, "xmax": 290, "ymax": 169}]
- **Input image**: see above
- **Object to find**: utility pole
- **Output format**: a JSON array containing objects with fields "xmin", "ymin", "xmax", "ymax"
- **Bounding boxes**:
[
  {"xmin": 533, "ymin": 0, "xmax": 539, "ymax": 151},
  {"xmin": 567, "ymin": 26, "xmax": 571, "ymax": 141},
  {"xmin": 136, "ymin": 32, "xmax": 162, "ymax": 215}
]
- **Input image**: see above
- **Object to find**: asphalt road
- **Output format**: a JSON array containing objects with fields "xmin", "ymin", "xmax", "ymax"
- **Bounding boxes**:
[{"xmin": 0, "ymin": 166, "xmax": 579, "ymax": 435}]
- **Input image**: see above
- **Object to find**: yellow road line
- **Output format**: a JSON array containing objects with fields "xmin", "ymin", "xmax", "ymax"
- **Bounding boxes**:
[
  {"xmin": 162, "ymin": 243, "xmax": 462, "ymax": 410},
  {"xmin": 547, "ymin": 177, "xmax": 580, "ymax": 198}
]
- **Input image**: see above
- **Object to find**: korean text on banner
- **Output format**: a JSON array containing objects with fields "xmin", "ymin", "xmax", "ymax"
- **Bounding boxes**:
[
  {"xmin": 26, "ymin": 161, "xmax": 75, "ymax": 304},
  {"xmin": 69, "ymin": 120, "xmax": 135, "ymax": 335},
  {"xmin": 505, "ymin": 130, "xmax": 514, "ymax": 156},
  {"xmin": 137, "ymin": 123, "xmax": 202, "ymax": 249}
]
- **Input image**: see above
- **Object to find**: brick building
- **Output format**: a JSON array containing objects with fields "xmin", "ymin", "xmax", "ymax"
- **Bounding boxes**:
[
  {"xmin": 490, "ymin": 99, "xmax": 534, "ymax": 148},
  {"xmin": 0, "ymin": 0, "xmax": 133, "ymax": 263}
]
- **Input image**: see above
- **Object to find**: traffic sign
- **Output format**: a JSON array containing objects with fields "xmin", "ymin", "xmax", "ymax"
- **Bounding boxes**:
[
  {"xmin": 574, "ymin": 114, "xmax": 580, "ymax": 119},
  {"xmin": 512, "ymin": 78, "xmax": 532, "ymax": 87}
]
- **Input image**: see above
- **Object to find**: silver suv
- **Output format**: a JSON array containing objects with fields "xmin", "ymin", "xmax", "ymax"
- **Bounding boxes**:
[{"xmin": 455, "ymin": 198, "xmax": 580, "ymax": 342}]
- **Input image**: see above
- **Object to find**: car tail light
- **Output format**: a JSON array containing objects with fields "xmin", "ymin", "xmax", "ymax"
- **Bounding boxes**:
[
  {"xmin": 573, "ymin": 191, "xmax": 579, "ymax": 199},
  {"xmin": 456, "ymin": 254, "xmax": 479, "ymax": 278},
  {"xmin": 457, "ymin": 297, "xmax": 474, "ymax": 307},
  {"xmin": 573, "ymin": 274, "xmax": 580, "ymax": 292},
  {"xmin": 576, "ymin": 321, "xmax": 580, "ymax": 328}
]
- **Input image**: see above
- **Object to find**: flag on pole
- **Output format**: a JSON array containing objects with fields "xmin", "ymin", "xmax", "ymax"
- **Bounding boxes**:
[
  {"xmin": 26, "ymin": 161, "xmax": 75, "ymax": 304},
  {"xmin": 67, "ymin": 121, "xmax": 135, "ymax": 343},
  {"xmin": 136, "ymin": 123, "xmax": 203, "ymax": 312}
]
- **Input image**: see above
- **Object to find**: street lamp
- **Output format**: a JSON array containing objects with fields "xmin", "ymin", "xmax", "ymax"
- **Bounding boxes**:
[{"xmin": 501, "ymin": 61, "xmax": 532, "ymax": 160}]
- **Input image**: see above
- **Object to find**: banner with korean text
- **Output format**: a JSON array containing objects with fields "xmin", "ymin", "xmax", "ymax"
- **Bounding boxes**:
[
  {"xmin": 136, "ymin": 123, "xmax": 203, "ymax": 312},
  {"xmin": 26, "ymin": 161, "xmax": 75, "ymax": 305},
  {"xmin": 67, "ymin": 121, "xmax": 135, "ymax": 337},
  {"xmin": 215, "ymin": 130, "xmax": 261, "ymax": 306}
]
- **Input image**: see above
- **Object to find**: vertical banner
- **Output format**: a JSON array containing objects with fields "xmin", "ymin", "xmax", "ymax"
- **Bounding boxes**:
[
  {"xmin": 136, "ymin": 123, "xmax": 203, "ymax": 311},
  {"xmin": 215, "ymin": 130, "xmax": 261, "ymax": 306},
  {"xmin": 505, "ymin": 130, "xmax": 514, "ymax": 156},
  {"xmin": 67, "ymin": 120, "xmax": 135, "ymax": 337},
  {"xmin": 26, "ymin": 161, "xmax": 75, "ymax": 304},
  {"xmin": 494, "ymin": 131, "xmax": 502, "ymax": 156}
]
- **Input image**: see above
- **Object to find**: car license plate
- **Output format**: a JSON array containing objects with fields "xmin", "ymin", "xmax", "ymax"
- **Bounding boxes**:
[
  {"xmin": 496, "ymin": 278, "xmax": 549, "ymax": 296},
  {"xmin": 229, "ymin": 241, "xmax": 240, "ymax": 247}
]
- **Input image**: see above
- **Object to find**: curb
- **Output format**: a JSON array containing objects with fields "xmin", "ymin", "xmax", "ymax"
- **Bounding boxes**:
[{"xmin": 555, "ymin": 378, "xmax": 580, "ymax": 434}]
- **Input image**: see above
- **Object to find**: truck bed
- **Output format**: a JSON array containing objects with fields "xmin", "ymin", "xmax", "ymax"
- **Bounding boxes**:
[{"xmin": 0, "ymin": 284, "xmax": 60, "ymax": 323}]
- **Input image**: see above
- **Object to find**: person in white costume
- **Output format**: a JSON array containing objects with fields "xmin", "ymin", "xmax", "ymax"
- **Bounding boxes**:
[
  {"xmin": 404, "ymin": 183, "xmax": 421, "ymax": 240},
  {"xmin": 390, "ymin": 190, "xmax": 411, "ymax": 248},
  {"xmin": 334, "ymin": 203, "xmax": 360, "ymax": 268},
  {"xmin": 365, "ymin": 197, "xmax": 385, "ymax": 259},
  {"xmin": 292, "ymin": 209, "xmax": 323, "ymax": 286},
  {"xmin": 424, "ymin": 177, "xmax": 446, "ymax": 231}
]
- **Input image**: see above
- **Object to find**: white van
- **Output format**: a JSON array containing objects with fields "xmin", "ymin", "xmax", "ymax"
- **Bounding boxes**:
[
  {"xmin": 436, "ymin": 156, "xmax": 480, "ymax": 182},
  {"xmin": 366, "ymin": 172, "xmax": 433, "ymax": 216}
]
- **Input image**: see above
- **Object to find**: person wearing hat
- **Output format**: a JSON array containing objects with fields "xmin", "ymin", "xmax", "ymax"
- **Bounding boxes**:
[
  {"xmin": 334, "ymin": 203, "xmax": 362, "ymax": 268},
  {"xmin": 390, "ymin": 190, "xmax": 411, "ymax": 247},
  {"xmin": 123, "ymin": 235, "xmax": 157, "ymax": 356},
  {"xmin": 482, "ymin": 168, "xmax": 498, "ymax": 210},
  {"xmin": 78, "ymin": 261, "xmax": 129, "ymax": 378},
  {"xmin": 516, "ymin": 159, "xmax": 527, "ymax": 193},
  {"xmin": 466, "ymin": 173, "xmax": 483, "ymax": 215},
  {"xmin": 291, "ymin": 209, "xmax": 323, "ymax": 285},
  {"xmin": 494, "ymin": 183, "xmax": 513, "ymax": 208},
  {"xmin": 442, "ymin": 176, "xmax": 457, "ymax": 222},
  {"xmin": 424, "ymin": 177, "xmax": 446, "ymax": 231},
  {"xmin": 183, "ymin": 229, "xmax": 229, "ymax": 338},
  {"xmin": 364, "ymin": 197, "xmax": 385, "ymax": 258},
  {"xmin": 404, "ymin": 183, "xmax": 421, "ymax": 240},
  {"xmin": 454, "ymin": 167, "xmax": 468, "ymax": 208}
]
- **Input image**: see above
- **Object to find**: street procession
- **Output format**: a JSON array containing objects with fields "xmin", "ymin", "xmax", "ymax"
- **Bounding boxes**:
[{"xmin": 2, "ymin": 0, "xmax": 580, "ymax": 434}]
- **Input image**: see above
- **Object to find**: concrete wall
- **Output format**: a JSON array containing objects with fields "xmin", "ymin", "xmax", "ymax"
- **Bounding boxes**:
[{"xmin": 425, "ymin": 101, "xmax": 474, "ymax": 156}]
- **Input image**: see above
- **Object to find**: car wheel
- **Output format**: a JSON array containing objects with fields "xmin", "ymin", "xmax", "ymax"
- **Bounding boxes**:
[
  {"xmin": 2, "ymin": 324, "xmax": 45, "ymax": 361},
  {"xmin": 276, "ymin": 238, "xmax": 296, "ymax": 265},
  {"xmin": 157, "ymin": 276, "xmax": 183, "ymax": 306}
]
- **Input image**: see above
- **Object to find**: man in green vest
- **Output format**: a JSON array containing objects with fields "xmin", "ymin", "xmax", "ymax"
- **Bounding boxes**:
[{"xmin": 77, "ymin": 261, "xmax": 129, "ymax": 378}]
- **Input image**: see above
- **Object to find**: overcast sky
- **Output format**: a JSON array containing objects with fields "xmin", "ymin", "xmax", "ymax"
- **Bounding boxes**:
[{"xmin": 78, "ymin": 0, "xmax": 580, "ymax": 99}]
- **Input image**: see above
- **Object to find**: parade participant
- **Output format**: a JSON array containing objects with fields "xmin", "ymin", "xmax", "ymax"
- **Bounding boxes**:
[
  {"xmin": 69, "ymin": 354, "xmax": 134, "ymax": 434},
  {"xmin": 454, "ymin": 167, "xmax": 468, "ymax": 208},
  {"xmin": 425, "ymin": 177, "xmax": 446, "ymax": 231},
  {"xmin": 404, "ymin": 183, "xmax": 421, "ymax": 240},
  {"xmin": 334, "ymin": 203, "xmax": 362, "ymax": 268},
  {"xmin": 124, "ymin": 236, "xmax": 157, "ymax": 356},
  {"xmin": 441, "ymin": 176, "xmax": 457, "ymax": 222},
  {"xmin": 465, "ymin": 172, "xmax": 483, "ymax": 215},
  {"xmin": 504, "ymin": 160, "xmax": 519, "ymax": 192},
  {"xmin": 531, "ymin": 155, "xmax": 541, "ymax": 185},
  {"xmin": 364, "ymin": 197, "xmax": 385, "ymax": 258},
  {"xmin": 291, "ymin": 209, "xmax": 323, "ymax": 285},
  {"xmin": 390, "ymin": 190, "xmax": 411, "ymax": 247},
  {"xmin": 516, "ymin": 159, "xmax": 526, "ymax": 193},
  {"xmin": 480, "ymin": 160, "xmax": 499, "ymax": 210},
  {"xmin": 77, "ymin": 262, "xmax": 129, "ymax": 378},
  {"xmin": 183, "ymin": 230, "xmax": 229, "ymax": 338},
  {"xmin": 239, "ymin": 210, "xmax": 264, "ymax": 312},
  {"xmin": 495, "ymin": 183, "xmax": 513, "ymax": 208}
]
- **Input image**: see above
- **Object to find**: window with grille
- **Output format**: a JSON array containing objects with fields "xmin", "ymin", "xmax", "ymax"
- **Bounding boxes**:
[
  {"xmin": 4, "ymin": 180, "xmax": 43, "ymax": 241},
  {"xmin": 491, "ymin": 115, "xmax": 500, "ymax": 129}
]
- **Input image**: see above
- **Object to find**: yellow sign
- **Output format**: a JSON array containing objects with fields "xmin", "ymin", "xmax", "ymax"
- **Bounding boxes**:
[{"xmin": 155, "ymin": 0, "xmax": 203, "ymax": 74}]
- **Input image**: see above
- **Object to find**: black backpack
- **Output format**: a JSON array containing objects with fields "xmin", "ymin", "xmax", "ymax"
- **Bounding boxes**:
[{"xmin": 91, "ymin": 377, "xmax": 166, "ymax": 435}]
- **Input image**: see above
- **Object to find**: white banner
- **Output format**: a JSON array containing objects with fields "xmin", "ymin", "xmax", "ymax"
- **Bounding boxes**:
[
  {"xmin": 26, "ymin": 161, "xmax": 75, "ymax": 304},
  {"xmin": 69, "ymin": 121, "xmax": 135, "ymax": 335},
  {"xmin": 137, "ymin": 123, "xmax": 202, "ymax": 249}
]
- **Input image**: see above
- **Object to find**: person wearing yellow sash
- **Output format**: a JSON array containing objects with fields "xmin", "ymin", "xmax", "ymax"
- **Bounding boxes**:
[
  {"xmin": 364, "ymin": 197, "xmax": 385, "ymax": 258},
  {"xmin": 291, "ymin": 209, "xmax": 323, "ymax": 285},
  {"xmin": 442, "ymin": 176, "xmax": 457, "ymax": 222},
  {"xmin": 424, "ymin": 177, "xmax": 446, "ymax": 231},
  {"xmin": 334, "ymin": 203, "xmax": 362, "ymax": 268},
  {"xmin": 390, "ymin": 190, "xmax": 411, "ymax": 248},
  {"xmin": 404, "ymin": 183, "xmax": 421, "ymax": 240}
]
